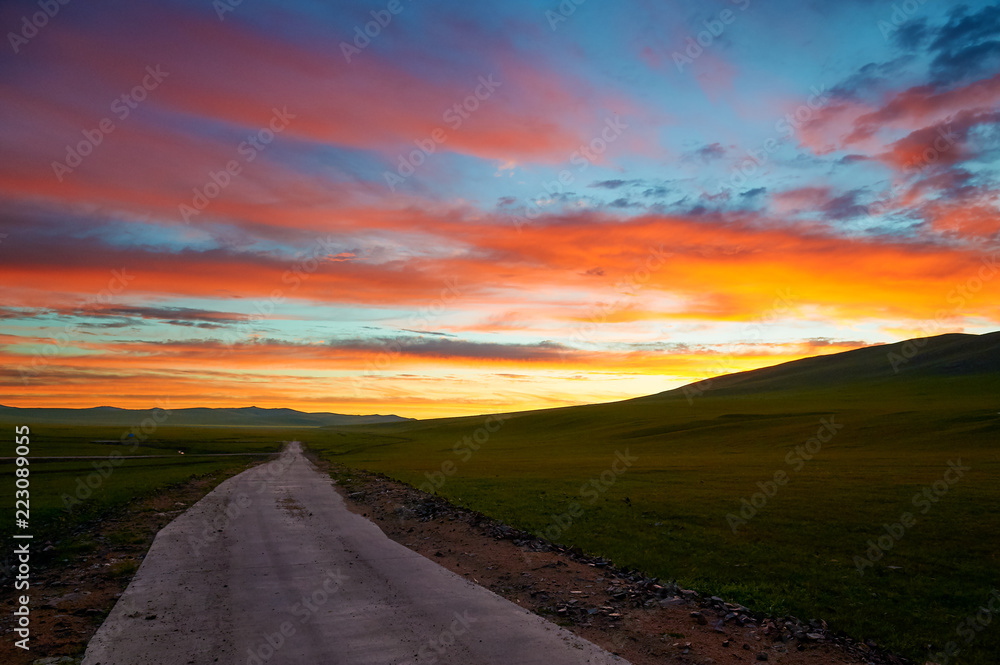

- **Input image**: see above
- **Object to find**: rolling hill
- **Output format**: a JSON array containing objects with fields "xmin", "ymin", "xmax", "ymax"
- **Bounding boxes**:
[
  {"xmin": 310, "ymin": 330, "xmax": 1000, "ymax": 664},
  {"xmin": 642, "ymin": 330, "xmax": 1000, "ymax": 399}
]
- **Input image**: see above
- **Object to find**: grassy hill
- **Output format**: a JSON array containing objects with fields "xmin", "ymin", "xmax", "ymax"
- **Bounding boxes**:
[
  {"xmin": 650, "ymin": 330, "xmax": 1000, "ymax": 398},
  {"xmin": 310, "ymin": 331, "xmax": 1000, "ymax": 664}
]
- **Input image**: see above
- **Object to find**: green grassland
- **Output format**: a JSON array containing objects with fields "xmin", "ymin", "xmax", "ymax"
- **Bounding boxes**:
[
  {"xmin": 0, "ymin": 426, "xmax": 330, "ymax": 549},
  {"xmin": 0, "ymin": 333, "xmax": 995, "ymax": 662},
  {"xmin": 310, "ymin": 334, "xmax": 1000, "ymax": 664}
]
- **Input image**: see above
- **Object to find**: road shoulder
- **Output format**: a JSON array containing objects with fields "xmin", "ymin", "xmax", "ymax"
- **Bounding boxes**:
[{"xmin": 323, "ymin": 462, "xmax": 906, "ymax": 665}]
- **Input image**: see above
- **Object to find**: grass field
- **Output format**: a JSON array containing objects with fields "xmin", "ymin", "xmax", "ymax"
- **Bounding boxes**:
[
  {"xmin": 1, "ymin": 334, "xmax": 996, "ymax": 663},
  {"xmin": 0, "ymin": 425, "xmax": 330, "ymax": 552},
  {"xmin": 310, "ymin": 335, "xmax": 1000, "ymax": 665}
]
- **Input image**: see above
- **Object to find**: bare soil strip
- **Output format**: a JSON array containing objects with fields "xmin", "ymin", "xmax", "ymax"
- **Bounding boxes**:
[{"xmin": 325, "ymin": 462, "xmax": 913, "ymax": 665}]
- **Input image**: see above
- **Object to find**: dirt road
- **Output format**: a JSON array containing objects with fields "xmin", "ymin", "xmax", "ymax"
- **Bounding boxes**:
[{"xmin": 81, "ymin": 442, "xmax": 627, "ymax": 664}]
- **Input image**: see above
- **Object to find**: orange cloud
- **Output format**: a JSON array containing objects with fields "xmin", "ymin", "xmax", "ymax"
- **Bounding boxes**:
[
  {"xmin": 3, "ymin": 209, "xmax": 998, "ymax": 326},
  {"xmin": 0, "ymin": 336, "xmax": 879, "ymax": 418}
]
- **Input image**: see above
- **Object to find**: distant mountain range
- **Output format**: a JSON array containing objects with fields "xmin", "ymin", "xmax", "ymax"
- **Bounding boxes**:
[
  {"xmin": 0, "ymin": 404, "xmax": 412, "ymax": 427},
  {"xmin": 3, "ymin": 332, "xmax": 996, "ymax": 428}
]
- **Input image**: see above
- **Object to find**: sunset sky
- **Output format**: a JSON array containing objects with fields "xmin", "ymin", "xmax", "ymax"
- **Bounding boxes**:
[{"xmin": 1, "ymin": 0, "xmax": 998, "ymax": 418}]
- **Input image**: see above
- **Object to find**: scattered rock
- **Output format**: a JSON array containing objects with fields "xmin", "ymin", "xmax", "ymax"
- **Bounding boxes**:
[
  {"xmin": 48, "ymin": 591, "xmax": 85, "ymax": 609},
  {"xmin": 336, "ymin": 464, "xmax": 915, "ymax": 665}
]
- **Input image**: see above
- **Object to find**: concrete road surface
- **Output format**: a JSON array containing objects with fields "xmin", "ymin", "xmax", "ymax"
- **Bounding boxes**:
[{"xmin": 82, "ymin": 442, "xmax": 628, "ymax": 665}]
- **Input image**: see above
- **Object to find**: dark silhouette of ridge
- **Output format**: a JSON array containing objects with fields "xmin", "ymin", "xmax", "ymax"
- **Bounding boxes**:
[
  {"xmin": 0, "ymin": 404, "xmax": 412, "ymax": 427},
  {"xmin": 643, "ymin": 331, "xmax": 1000, "ymax": 400}
]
